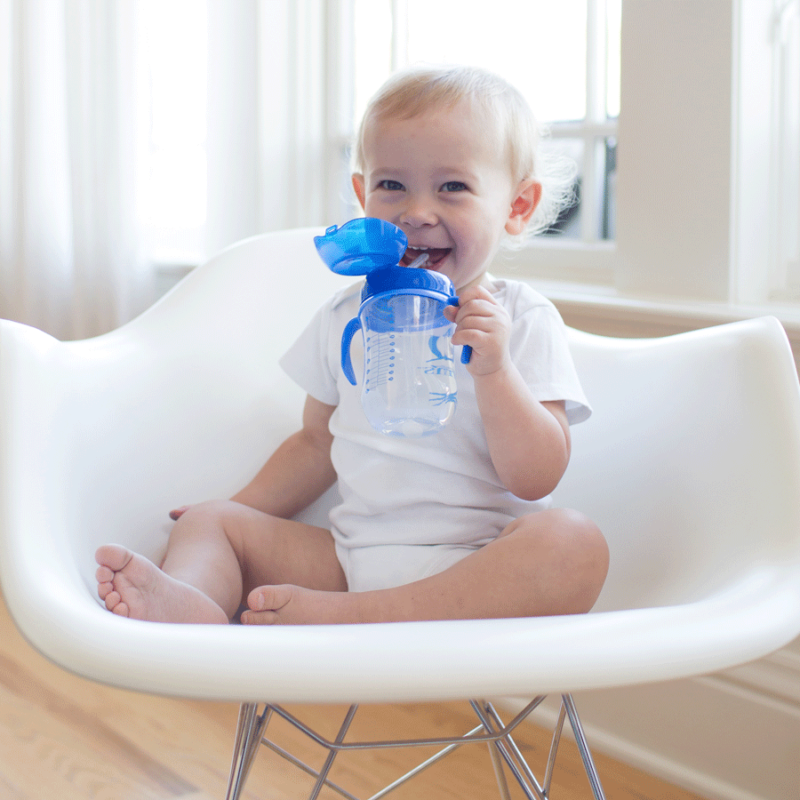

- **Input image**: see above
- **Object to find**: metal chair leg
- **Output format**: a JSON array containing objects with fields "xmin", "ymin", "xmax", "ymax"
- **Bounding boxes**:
[
  {"xmin": 225, "ymin": 702, "xmax": 272, "ymax": 800},
  {"xmin": 563, "ymin": 694, "xmax": 606, "ymax": 800},
  {"xmin": 306, "ymin": 705, "xmax": 358, "ymax": 800},
  {"xmin": 487, "ymin": 737, "xmax": 513, "ymax": 800},
  {"xmin": 543, "ymin": 700, "xmax": 568, "ymax": 796},
  {"xmin": 473, "ymin": 697, "xmax": 607, "ymax": 800},
  {"xmin": 471, "ymin": 700, "xmax": 546, "ymax": 800}
]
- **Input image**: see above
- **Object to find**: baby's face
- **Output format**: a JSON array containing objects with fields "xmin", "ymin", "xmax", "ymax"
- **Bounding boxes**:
[{"xmin": 353, "ymin": 101, "xmax": 533, "ymax": 292}]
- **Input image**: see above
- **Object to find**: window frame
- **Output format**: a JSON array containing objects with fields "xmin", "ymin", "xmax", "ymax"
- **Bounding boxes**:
[
  {"xmin": 514, "ymin": 0, "xmax": 800, "ymax": 329},
  {"xmin": 343, "ymin": 0, "xmax": 620, "ymax": 286},
  {"xmin": 341, "ymin": 0, "xmax": 800, "ymax": 330},
  {"xmin": 769, "ymin": 0, "xmax": 800, "ymax": 301}
]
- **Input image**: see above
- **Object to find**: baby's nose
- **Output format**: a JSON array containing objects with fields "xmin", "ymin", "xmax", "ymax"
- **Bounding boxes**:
[{"xmin": 400, "ymin": 198, "xmax": 438, "ymax": 228}]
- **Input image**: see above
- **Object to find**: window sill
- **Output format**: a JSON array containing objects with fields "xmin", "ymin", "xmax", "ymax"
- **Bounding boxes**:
[
  {"xmin": 524, "ymin": 277, "xmax": 800, "ymax": 367},
  {"xmin": 496, "ymin": 239, "xmax": 616, "ymax": 287},
  {"xmin": 155, "ymin": 259, "xmax": 800, "ymax": 366}
]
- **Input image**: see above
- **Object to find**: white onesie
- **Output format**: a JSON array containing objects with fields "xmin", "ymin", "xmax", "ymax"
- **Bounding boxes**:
[{"xmin": 280, "ymin": 278, "xmax": 591, "ymax": 591}]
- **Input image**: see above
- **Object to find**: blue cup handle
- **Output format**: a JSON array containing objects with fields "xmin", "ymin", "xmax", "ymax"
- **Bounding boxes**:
[
  {"xmin": 341, "ymin": 317, "xmax": 362, "ymax": 385},
  {"xmin": 447, "ymin": 297, "xmax": 472, "ymax": 364}
]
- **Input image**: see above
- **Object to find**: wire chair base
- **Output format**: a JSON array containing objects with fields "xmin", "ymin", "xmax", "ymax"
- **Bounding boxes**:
[{"xmin": 225, "ymin": 694, "xmax": 605, "ymax": 800}]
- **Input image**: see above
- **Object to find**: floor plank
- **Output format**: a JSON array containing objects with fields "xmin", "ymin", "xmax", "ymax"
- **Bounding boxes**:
[{"xmin": 0, "ymin": 594, "xmax": 708, "ymax": 799}]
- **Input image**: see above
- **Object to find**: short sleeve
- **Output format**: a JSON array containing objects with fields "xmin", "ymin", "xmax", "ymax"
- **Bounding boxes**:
[
  {"xmin": 507, "ymin": 291, "xmax": 592, "ymax": 425},
  {"xmin": 279, "ymin": 298, "xmax": 341, "ymax": 407}
]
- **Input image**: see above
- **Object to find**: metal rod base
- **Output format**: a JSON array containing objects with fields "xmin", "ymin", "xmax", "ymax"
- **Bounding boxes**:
[{"xmin": 224, "ymin": 694, "xmax": 606, "ymax": 800}]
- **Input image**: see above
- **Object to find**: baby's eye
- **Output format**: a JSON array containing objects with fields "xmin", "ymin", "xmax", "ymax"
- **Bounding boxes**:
[
  {"xmin": 441, "ymin": 181, "xmax": 468, "ymax": 193},
  {"xmin": 377, "ymin": 179, "xmax": 404, "ymax": 191}
]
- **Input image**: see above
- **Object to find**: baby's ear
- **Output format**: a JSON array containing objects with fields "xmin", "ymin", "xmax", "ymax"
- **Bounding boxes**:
[
  {"xmin": 506, "ymin": 180, "xmax": 542, "ymax": 235},
  {"xmin": 352, "ymin": 174, "xmax": 366, "ymax": 210}
]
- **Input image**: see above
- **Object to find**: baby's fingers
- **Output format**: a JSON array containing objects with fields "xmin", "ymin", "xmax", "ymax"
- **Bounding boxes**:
[{"xmin": 169, "ymin": 505, "xmax": 190, "ymax": 521}]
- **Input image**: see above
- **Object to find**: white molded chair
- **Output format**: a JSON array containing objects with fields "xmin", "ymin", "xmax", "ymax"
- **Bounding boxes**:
[{"xmin": 3, "ymin": 228, "xmax": 800, "ymax": 800}]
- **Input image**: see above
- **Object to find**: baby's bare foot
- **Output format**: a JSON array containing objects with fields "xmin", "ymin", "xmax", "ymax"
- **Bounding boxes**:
[
  {"xmin": 95, "ymin": 544, "xmax": 228, "ymax": 624},
  {"xmin": 241, "ymin": 584, "xmax": 362, "ymax": 625}
]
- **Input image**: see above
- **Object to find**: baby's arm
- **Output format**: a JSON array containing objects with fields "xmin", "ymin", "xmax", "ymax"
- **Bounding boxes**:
[
  {"xmin": 445, "ymin": 286, "xmax": 570, "ymax": 501},
  {"xmin": 230, "ymin": 394, "xmax": 337, "ymax": 517}
]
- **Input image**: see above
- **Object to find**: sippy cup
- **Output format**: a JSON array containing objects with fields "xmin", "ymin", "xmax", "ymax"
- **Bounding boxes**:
[{"xmin": 314, "ymin": 218, "xmax": 470, "ymax": 438}]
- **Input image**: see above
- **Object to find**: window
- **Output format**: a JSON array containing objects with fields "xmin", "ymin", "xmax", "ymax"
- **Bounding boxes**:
[
  {"xmin": 135, "ymin": 2, "xmax": 800, "ymax": 325},
  {"xmin": 352, "ymin": 0, "xmax": 621, "ymax": 247},
  {"xmin": 772, "ymin": 0, "xmax": 800, "ymax": 300},
  {"xmin": 134, "ymin": 2, "xmax": 620, "ymax": 279}
]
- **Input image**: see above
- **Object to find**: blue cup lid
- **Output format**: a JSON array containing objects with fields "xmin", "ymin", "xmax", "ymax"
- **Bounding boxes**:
[
  {"xmin": 362, "ymin": 266, "xmax": 456, "ymax": 302},
  {"xmin": 314, "ymin": 218, "xmax": 407, "ymax": 275}
]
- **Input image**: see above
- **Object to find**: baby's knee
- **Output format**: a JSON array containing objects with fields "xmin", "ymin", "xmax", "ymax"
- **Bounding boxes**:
[
  {"xmin": 554, "ymin": 508, "xmax": 607, "ymax": 560},
  {"xmin": 175, "ymin": 499, "xmax": 237, "ymax": 526},
  {"xmin": 550, "ymin": 509, "xmax": 609, "ymax": 595},
  {"xmin": 515, "ymin": 509, "xmax": 609, "ymax": 613},
  {"xmin": 171, "ymin": 499, "xmax": 258, "ymax": 545},
  {"xmin": 511, "ymin": 509, "xmax": 609, "ymax": 574},
  {"xmin": 554, "ymin": 508, "xmax": 606, "ymax": 547}
]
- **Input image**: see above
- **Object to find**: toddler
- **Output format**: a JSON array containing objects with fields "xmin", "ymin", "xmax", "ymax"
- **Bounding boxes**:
[{"xmin": 96, "ymin": 65, "xmax": 609, "ymax": 625}]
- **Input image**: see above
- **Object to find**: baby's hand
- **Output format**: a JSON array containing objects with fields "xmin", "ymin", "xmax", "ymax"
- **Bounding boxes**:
[
  {"xmin": 169, "ymin": 505, "xmax": 190, "ymax": 521},
  {"xmin": 444, "ymin": 286, "xmax": 511, "ymax": 376}
]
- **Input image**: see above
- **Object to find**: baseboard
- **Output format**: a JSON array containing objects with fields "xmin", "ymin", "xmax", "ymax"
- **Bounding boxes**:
[{"xmin": 503, "ymin": 670, "xmax": 800, "ymax": 800}]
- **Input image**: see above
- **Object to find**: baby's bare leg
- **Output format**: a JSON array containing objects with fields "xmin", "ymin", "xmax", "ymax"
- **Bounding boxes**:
[
  {"xmin": 95, "ymin": 499, "xmax": 346, "ymax": 623},
  {"xmin": 242, "ymin": 509, "xmax": 608, "ymax": 625}
]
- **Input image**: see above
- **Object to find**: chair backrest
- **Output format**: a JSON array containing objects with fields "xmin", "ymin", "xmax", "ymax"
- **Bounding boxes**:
[
  {"xmin": 553, "ymin": 319, "xmax": 800, "ymax": 612},
  {"xmin": 0, "ymin": 229, "xmax": 343, "ymax": 587},
  {"xmin": 2, "ymin": 228, "xmax": 799, "ymax": 616}
]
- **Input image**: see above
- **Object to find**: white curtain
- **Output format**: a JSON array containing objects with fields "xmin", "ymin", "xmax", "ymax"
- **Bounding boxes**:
[
  {"xmin": 0, "ymin": 0, "xmax": 154, "ymax": 340},
  {"xmin": 0, "ymin": 0, "xmax": 345, "ymax": 340},
  {"xmin": 207, "ymin": 0, "xmax": 351, "ymax": 254}
]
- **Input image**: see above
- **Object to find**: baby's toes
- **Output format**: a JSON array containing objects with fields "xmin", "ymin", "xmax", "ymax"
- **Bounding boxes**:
[
  {"xmin": 97, "ymin": 580, "xmax": 114, "ymax": 601},
  {"xmin": 103, "ymin": 591, "xmax": 130, "ymax": 616},
  {"xmin": 240, "ymin": 609, "xmax": 280, "ymax": 625},
  {"xmin": 95, "ymin": 543, "xmax": 133, "ymax": 572},
  {"xmin": 247, "ymin": 584, "xmax": 293, "ymax": 613},
  {"xmin": 111, "ymin": 600, "xmax": 131, "ymax": 617}
]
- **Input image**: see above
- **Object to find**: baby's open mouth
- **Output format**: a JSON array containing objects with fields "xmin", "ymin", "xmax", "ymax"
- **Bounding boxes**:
[{"xmin": 401, "ymin": 247, "xmax": 451, "ymax": 268}]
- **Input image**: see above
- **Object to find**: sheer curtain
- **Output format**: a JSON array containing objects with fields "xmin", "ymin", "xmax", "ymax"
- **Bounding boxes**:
[
  {"xmin": 0, "ymin": 0, "xmax": 344, "ymax": 340},
  {"xmin": 0, "ymin": 0, "xmax": 154, "ymax": 340},
  {"xmin": 207, "ymin": 0, "xmax": 350, "ymax": 255}
]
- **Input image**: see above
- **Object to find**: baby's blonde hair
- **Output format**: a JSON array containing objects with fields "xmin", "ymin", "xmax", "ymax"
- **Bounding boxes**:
[{"xmin": 352, "ymin": 64, "xmax": 575, "ymax": 237}]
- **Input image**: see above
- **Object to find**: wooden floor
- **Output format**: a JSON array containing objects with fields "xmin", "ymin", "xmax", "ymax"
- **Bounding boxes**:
[{"xmin": 0, "ymin": 594, "xmax": 709, "ymax": 800}]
